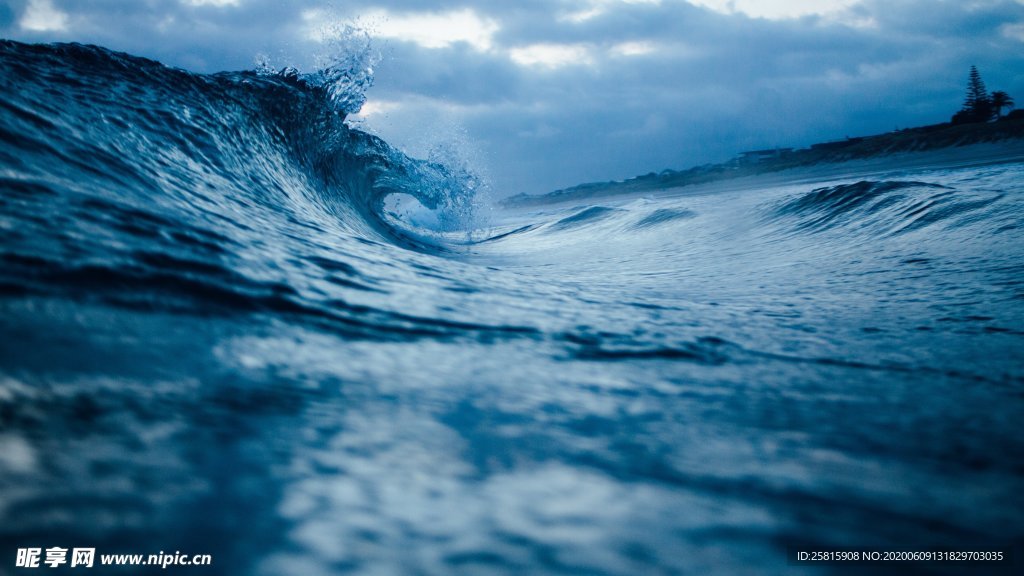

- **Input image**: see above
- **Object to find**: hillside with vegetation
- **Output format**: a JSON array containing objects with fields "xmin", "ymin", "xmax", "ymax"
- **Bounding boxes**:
[{"xmin": 504, "ymin": 67, "xmax": 1022, "ymax": 208}]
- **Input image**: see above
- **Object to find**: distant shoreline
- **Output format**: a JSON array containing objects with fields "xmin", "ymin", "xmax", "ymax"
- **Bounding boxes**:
[{"xmin": 502, "ymin": 117, "xmax": 1024, "ymax": 208}]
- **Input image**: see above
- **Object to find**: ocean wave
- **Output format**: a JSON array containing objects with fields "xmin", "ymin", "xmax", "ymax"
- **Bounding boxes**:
[
  {"xmin": 0, "ymin": 40, "xmax": 478, "ymax": 246},
  {"xmin": 4, "ymin": 39, "xmax": 1024, "ymax": 576},
  {"xmin": 771, "ymin": 180, "xmax": 1004, "ymax": 236}
]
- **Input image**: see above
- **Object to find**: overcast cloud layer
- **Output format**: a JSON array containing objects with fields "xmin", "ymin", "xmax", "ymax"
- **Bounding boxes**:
[{"xmin": 3, "ymin": 0, "xmax": 1023, "ymax": 196}]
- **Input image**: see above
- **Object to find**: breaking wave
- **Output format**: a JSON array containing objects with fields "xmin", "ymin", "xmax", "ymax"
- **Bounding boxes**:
[{"xmin": 2, "ymin": 39, "xmax": 1024, "ymax": 576}]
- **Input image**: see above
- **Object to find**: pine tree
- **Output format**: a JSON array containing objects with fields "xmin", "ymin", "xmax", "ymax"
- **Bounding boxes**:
[{"xmin": 962, "ymin": 65, "xmax": 992, "ymax": 122}]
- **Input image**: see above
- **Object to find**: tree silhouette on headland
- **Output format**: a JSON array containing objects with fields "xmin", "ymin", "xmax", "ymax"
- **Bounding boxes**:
[
  {"xmin": 952, "ymin": 65, "xmax": 1014, "ymax": 124},
  {"xmin": 990, "ymin": 90, "xmax": 1014, "ymax": 119}
]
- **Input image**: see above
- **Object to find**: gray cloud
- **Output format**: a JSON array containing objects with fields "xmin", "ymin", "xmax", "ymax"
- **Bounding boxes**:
[{"xmin": 3, "ymin": 0, "xmax": 1023, "ymax": 195}]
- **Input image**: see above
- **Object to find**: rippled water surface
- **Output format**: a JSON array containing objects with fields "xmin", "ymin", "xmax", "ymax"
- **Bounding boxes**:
[{"xmin": 1, "ymin": 41, "xmax": 1023, "ymax": 575}]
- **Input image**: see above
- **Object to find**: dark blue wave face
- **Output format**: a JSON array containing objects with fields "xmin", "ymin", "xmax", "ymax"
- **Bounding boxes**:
[{"xmin": 2, "ymin": 40, "xmax": 1024, "ymax": 575}]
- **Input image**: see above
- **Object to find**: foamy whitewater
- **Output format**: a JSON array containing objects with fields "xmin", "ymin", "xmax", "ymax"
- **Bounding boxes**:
[{"xmin": 1, "ymin": 41, "xmax": 1022, "ymax": 575}]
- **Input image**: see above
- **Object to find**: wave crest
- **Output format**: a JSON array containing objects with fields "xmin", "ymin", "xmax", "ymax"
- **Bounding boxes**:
[
  {"xmin": 773, "ymin": 180, "xmax": 1003, "ymax": 236},
  {"xmin": 0, "ymin": 39, "xmax": 481, "ymax": 251}
]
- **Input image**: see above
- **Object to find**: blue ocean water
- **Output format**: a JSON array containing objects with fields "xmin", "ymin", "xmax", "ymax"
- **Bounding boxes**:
[{"xmin": 1, "ymin": 41, "xmax": 1023, "ymax": 575}]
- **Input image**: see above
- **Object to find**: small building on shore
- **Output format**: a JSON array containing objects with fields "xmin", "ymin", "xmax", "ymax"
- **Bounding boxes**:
[
  {"xmin": 736, "ymin": 148, "xmax": 793, "ymax": 165},
  {"xmin": 810, "ymin": 137, "xmax": 863, "ymax": 152}
]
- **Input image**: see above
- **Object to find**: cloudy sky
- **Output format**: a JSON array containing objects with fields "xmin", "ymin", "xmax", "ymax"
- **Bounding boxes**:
[{"xmin": 3, "ymin": 0, "xmax": 1023, "ymax": 196}]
